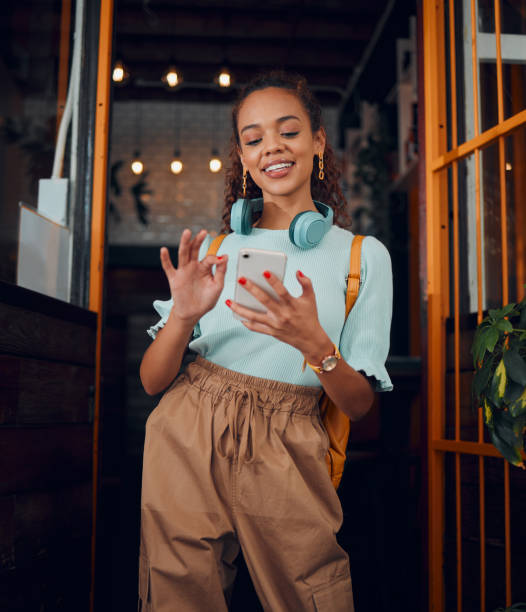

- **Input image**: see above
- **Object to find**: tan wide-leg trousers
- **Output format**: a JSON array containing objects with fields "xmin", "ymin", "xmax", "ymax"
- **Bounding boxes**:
[{"xmin": 139, "ymin": 356, "xmax": 354, "ymax": 611}]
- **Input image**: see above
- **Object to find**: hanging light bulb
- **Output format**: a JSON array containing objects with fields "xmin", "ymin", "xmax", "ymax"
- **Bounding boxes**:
[
  {"xmin": 216, "ymin": 67, "xmax": 232, "ymax": 88},
  {"xmin": 162, "ymin": 66, "xmax": 182, "ymax": 89},
  {"xmin": 131, "ymin": 150, "xmax": 144, "ymax": 175},
  {"xmin": 112, "ymin": 60, "xmax": 129, "ymax": 85},
  {"xmin": 170, "ymin": 149, "xmax": 183, "ymax": 174},
  {"xmin": 209, "ymin": 149, "xmax": 222, "ymax": 173}
]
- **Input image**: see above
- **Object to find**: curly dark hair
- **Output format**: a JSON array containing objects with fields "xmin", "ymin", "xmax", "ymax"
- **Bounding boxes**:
[{"xmin": 222, "ymin": 70, "xmax": 351, "ymax": 233}]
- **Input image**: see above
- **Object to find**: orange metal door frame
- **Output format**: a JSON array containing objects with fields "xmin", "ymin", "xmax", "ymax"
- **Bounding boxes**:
[
  {"xmin": 89, "ymin": 1, "xmax": 114, "ymax": 610},
  {"xmin": 423, "ymin": 0, "xmax": 526, "ymax": 610}
]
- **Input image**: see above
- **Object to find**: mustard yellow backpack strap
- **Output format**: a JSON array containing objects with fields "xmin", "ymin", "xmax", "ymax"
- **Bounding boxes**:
[
  {"xmin": 345, "ymin": 235, "xmax": 364, "ymax": 317},
  {"xmin": 206, "ymin": 234, "xmax": 227, "ymax": 256},
  {"xmin": 322, "ymin": 234, "xmax": 365, "ymax": 490}
]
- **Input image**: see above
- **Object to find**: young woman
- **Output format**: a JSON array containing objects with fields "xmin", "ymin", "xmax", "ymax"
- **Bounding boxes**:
[{"xmin": 138, "ymin": 71, "xmax": 393, "ymax": 612}]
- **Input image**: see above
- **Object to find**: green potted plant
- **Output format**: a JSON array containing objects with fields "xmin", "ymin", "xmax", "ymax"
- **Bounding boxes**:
[{"xmin": 471, "ymin": 290, "xmax": 526, "ymax": 468}]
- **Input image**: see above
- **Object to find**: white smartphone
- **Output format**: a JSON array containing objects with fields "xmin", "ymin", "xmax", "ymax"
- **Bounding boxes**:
[{"xmin": 233, "ymin": 248, "xmax": 287, "ymax": 320}]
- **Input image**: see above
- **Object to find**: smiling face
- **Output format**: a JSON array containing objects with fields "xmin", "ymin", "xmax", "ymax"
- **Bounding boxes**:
[{"xmin": 236, "ymin": 87, "xmax": 325, "ymax": 202}]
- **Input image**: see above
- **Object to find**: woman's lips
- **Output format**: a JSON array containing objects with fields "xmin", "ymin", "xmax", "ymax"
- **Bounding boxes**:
[{"xmin": 263, "ymin": 162, "xmax": 295, "ymax": 178}]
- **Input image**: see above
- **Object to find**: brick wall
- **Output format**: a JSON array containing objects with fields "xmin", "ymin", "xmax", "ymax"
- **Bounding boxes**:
[{"xmin": 108, "ymin": 100, "xmax": 339, "ymax": 245}]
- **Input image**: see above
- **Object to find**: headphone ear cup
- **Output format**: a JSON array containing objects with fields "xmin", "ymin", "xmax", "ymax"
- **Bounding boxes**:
[
  {"xmin": 230, "ymin": 198, "xmax": 253, "ymax": 234},
  {"xmin": 289, "ymin": 211, "xmax": 328, "ymax": 248}
]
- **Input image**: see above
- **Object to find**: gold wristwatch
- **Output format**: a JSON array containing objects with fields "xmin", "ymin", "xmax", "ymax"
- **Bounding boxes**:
[{"xmin": 302, "ymin": 343, "xmax": 341, "ymax": 374}]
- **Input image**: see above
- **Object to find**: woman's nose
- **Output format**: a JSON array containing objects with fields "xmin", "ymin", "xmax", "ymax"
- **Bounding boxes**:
[{"xmin": 263, "ymin": 137, "xmax": 284, "ymax": 156}]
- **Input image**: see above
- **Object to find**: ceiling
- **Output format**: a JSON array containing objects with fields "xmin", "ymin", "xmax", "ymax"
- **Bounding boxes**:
[{"xmin": 113, "ymin": 0, "xmax": 407, "ymax": 106}]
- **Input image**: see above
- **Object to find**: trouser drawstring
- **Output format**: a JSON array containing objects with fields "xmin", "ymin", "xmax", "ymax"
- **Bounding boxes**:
[{"xmin": 217, "ymin": 388, "xmax": 258, "ymax": 472}]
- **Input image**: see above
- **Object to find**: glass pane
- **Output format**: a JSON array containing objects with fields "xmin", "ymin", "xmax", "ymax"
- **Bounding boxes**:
[
  {"xmin": 0, "ymin": 1, "xmax": 96, "ymax": 305},
  {"xmin": 501, "ymin": 0, "xmax": 526, "ymax": 34},
  {"xmin": 445, "ymin": 2, "xmax": 526, "ymax": 141},
  {"xmin": 505, "ymin": 123, "xmax": 526, "ymax": 303},
  {"xmin": 445, "ymin": 0, "xmax": 473, "ymax": 145},
  {"xmin": 478, "ymin": 0, "xmax": 496, "ymax": 33},
  {"xmin": 503, "ymin": 62, "xmax": 526, "ymax": 121},
  {"xmin": 448, "ymin": 155, "xmax": 478, "ymax": 315},
  {"xmin": 0, "ymin": 2, "xmax": 64, "ymax": 284},
  {"xmin": 444, "ymin": 453, "xmax": 459, "ymax": 611},
  {"xmin": 480, "ymin": 61, "xmax": 499, "ymax": 131},
  {"xmin": 484, "ymin": 458, "xmax": 506, "ymax": 612},
  {"xmin": 481, "ymin": 140, "xmax": 502, "ymax": 310},
  {"xmin": 510, "ymin": 464, "xmax": 526, "ymax": 603},
  {"xmin": 461, "ymin": 454, "xmax": 482, "ymax": 612},
  {"xmin": 478, "ymin": 0, "xmax": 526, "ymax": 34}
]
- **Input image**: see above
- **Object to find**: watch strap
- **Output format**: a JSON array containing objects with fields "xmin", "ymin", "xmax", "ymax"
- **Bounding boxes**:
[{"xmin": 302, "ymin": 343, "xmax": 341, "ymax": 374}]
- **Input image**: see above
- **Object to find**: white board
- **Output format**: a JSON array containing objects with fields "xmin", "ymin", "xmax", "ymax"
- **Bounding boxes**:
[{"xmin": 17, "ymin": 203, "xmax": 71, "ymax": 302}]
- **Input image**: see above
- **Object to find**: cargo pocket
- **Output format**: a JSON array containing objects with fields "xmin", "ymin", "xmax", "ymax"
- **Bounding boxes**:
[
  {"xmin": 312, "ymin": 573, "xmax": 354, "ymax": 612},
  {"xmin": 138, "ymin": 554, "xmax": 151, "ymax": 611}
]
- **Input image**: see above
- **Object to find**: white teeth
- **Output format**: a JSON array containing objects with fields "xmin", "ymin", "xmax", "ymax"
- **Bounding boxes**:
[{"xmin": 264, "ymin": 162, "xmax": 293, "ymax": 172}]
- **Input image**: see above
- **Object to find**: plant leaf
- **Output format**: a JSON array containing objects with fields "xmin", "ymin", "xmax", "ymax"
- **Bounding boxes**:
[
  {"xmin": 472, "ymin": 325, "xmax": 500, "ymax": 365},
  {"xmin": 510, "ymin": 387, "xmax": 526, "ymax": 418},
  {"xmin": 493, "ymin": 408, "xmax": 518, "ymax": 446},
  {"xmin": 490, "ymin": 429, "xmax": 523, "ymax": 467},
  {"xmin": 472, "ymin": 326, "xmax": 490, "ymax": 364},
  {"xmin": 473, "ymin": 356, "xmax": 495, "ymax": 400},
  {"xmin": 490, "ymin": 303, "xmax": 517, "ymax": 320},
  {"xmin": 504, "ymin": 379, "xmax": 525, "ymax": 405},
  {"xmin": 503, "ymin": 346, "xmax": 526, "ymax": 386},
  {"xmin": 489, "ymin": 359, "xmax": 507, "ymax": 408},
  {"xmin": 497, "ymin": 319, "xmax": 513, "ymax": 333},
  {"xmin": 483, "ymin": 399, "xmax": 494, "ymax": 430},
  {"xmin": 486, "ymin": 326, "xmax": 500, "ymax": 354},
  {"xmin": 492, "ymin": 411, "xmax": 526, "ymax": 466}
]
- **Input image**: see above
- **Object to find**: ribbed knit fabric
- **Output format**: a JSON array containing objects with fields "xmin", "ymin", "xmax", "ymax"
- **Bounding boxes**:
[{"xmin": 147, "ymin": 226, "xmax": 393, "ymax": 390}]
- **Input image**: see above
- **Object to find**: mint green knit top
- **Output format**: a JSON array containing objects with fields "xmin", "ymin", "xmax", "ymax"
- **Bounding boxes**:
[{"xmin": 147, "ymin": 226, "xmax": 393, "ymax": 391}]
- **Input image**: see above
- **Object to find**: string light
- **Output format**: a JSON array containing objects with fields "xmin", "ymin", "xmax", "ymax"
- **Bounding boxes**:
[
  {"xmin": 170, "ymin": 149, "xmax": 183, "ymax": 174},
  {"xmin": 216, "ymin": 68, "xmax": 232, "ymax": 88},
  {"xmin": 162, "ymin": 66, "xmax": 182, "ymax": 89},
  {"xmin": 131, "ymin": 150, "xmax": 144, "ymax": 175},
  {"xmin": 209, "ymin": 149, "xmax": 222, "ymax": 173},
  {"xmin": 112, "ymin": 60, "xmax": 129, "ymax": 84}
]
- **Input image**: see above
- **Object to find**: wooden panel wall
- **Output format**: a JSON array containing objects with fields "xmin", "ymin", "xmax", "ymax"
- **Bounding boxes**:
[{"xmin": 0, "ymin": 281, "xmax": 96, "ymax": 612}]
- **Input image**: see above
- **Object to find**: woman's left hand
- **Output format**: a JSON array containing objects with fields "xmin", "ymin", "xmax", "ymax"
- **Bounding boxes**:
[{"xmin": 226, "ymin": 270, "xmax": 331, "ymax": 358}]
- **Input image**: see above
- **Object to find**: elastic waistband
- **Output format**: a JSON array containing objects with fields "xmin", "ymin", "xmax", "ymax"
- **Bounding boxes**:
[{"xmin": 183, "ymin": 356, "xmax": 322, "ymax": 414}]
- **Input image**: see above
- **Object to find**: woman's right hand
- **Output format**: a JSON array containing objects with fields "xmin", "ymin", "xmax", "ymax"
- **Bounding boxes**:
[{"xmin": 160, "ymin": 228, "xmax": 228, "ymax": 325}]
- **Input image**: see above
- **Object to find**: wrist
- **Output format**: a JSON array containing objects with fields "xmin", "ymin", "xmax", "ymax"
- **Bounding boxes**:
[
  {"xmin": 167, "ymin": 309, "xmax": 199, "ymax": 333},
  {"xmin": 302, "ymin": 334, "xmax": 334, "ymax": 366}
]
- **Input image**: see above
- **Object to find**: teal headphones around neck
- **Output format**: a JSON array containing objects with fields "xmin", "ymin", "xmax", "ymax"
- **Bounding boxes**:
[{"xmin": 230, "ymin": 197, "xmax": 333, "ymax": 249}]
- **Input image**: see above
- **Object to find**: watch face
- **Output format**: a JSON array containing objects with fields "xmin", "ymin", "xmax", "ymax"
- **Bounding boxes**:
[{"xmin": 321, "ymin": 355, "xmax": 339, "ymax": 372}]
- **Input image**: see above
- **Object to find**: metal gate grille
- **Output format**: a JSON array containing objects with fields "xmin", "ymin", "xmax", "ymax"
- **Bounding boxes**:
[{"xmin": 422, "ymin": 1, "xmax": 526, "ymax": 610}]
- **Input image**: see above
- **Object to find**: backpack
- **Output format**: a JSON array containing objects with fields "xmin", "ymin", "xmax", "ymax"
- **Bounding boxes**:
[{"xmin": 207, "ymin": 233, "xmax": 365, "ymax": 490}]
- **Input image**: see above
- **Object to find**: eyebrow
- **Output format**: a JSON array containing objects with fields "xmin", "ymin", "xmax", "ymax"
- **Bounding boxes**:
[{"xmin": 240, "ymin": 115, "xmax": 301, "ymax": 135}]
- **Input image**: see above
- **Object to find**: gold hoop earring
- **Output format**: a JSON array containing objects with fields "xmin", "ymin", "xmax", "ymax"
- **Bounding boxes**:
[
  {"xmin": 318, "ymin": 152, "xmax": 324, "ymax": 181},
  {"xmin": 242, "ymin": 167, "xmax": 247, "ymax": 197}
]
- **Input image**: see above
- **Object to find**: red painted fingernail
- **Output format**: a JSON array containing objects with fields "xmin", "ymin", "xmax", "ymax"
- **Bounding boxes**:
[
  {"xmin": 238, "ymin": 277, "xmax": 247, "ymax": 285},
  {"xmin": 298, "ymin": 270, "xmax": 304, "ymax": 278},
  {"xmin": 217, "ymin": 255, "xmax": 223, "ymax": 260},
  {"xmin": 225, "ymin": 299, "xmax": 232, "ymax": 307},
  {"xmin": 263, "ymin": 270, "xmax": 271, "ymax": 279}
]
